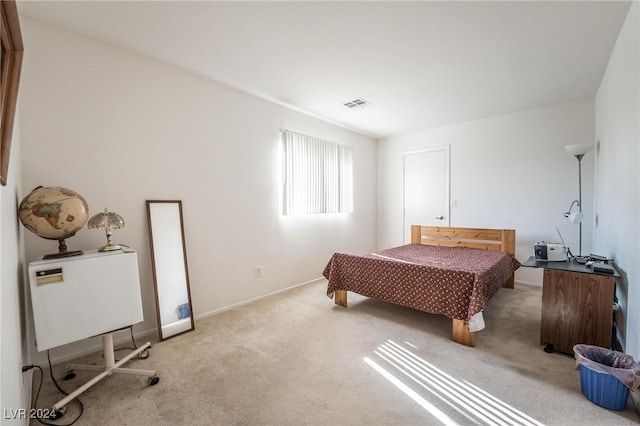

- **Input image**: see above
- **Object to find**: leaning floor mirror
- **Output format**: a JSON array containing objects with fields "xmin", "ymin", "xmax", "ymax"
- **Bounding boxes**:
[{"xmin": 146, "ymin": 200, "xmax": 195, "ymax": 340}]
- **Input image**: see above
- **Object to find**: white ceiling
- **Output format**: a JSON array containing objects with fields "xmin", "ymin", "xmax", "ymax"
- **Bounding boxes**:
[{"xmin": 17, "ymin": 1, "xmax": 632, "ymax": 139}]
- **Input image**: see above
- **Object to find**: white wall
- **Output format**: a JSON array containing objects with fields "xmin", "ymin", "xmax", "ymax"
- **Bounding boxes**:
[
  {"xmin": 1, "ymin": 111, "xmax": 30, "ymax": 423},
  {"xmin": 378, "ymin": 100, "xmax": 595, "ymax": 285},
  {"xmin": 18, "ymin": 18, "xmax": 377, "ymax": 362},
  {"xmin": 594, "ymin": 1, "xmax": 639, "ymax": 358}
]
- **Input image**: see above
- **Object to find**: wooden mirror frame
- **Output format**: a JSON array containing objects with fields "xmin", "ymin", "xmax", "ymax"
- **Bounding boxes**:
[
  {"xmin": 146, "ymin": 200, "xmax": 195, "ymax": 341},
  {"xmin": 1, "ymin": 0, "xmax": 24, "ymax": 186}
]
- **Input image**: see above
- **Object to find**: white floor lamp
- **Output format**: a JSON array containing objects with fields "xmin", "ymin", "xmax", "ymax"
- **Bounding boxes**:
[{"xmin": 564, "ymin": 143, "xmax": 593, "ymax": 257}]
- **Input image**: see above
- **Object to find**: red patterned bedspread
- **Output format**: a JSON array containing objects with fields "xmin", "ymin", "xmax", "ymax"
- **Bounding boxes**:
[{"xmin": 323, "ymin": 244, "xmax": 520, "ymax": 322}]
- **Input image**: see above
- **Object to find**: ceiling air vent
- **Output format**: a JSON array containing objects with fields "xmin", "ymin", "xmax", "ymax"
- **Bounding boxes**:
[{"xmin": 343, "ymin": 97, "xmax": 372, "ymax": 109}]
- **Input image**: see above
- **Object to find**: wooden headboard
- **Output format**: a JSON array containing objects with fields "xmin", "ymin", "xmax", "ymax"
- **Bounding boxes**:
[{"xmin": 410, "ymin": 225, "xmax": 516, "ymax": 289}]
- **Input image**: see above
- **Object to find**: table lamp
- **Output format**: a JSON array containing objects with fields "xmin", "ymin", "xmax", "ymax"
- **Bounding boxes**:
[{"xmin": 88, "ymin": 208, "xmax": 125, "ymax": 252}]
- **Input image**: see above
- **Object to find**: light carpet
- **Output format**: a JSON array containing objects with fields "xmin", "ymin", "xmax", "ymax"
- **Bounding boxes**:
[{"xmin": 31, "ymin": 280, "xmax": 639, "ymax": 425}]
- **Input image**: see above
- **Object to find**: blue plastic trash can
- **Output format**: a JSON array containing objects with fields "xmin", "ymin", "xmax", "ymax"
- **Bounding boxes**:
[{"xmin": 574, "ymin": 344, "xmax": 639, "ymax": 411}]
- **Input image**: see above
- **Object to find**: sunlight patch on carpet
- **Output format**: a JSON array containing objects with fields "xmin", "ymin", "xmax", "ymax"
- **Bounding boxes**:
[
  {"xmin": 364, "ymin": 357, "xmax": 460, "ymax": 426},
  {"xmin": 365, "ymin": 340, "xmax": 544, "ymax": 426}
]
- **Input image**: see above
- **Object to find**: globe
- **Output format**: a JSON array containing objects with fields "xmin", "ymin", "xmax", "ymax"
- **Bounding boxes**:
[{"xmin": 18, "ymin": 186, "xmax": 89, "ymax": 258}]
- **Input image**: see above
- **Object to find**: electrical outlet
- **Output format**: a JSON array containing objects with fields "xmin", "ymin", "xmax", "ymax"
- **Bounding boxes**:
[{"xmin": 255, "ymin": 266, "xmax": 262, "ymax": 278}]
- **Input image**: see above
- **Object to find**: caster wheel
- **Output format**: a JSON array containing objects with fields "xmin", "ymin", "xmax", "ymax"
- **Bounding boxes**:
[
  {"xmin": 543, "ymin": 344, "xmax": 554, "ymax": 354},
  {"xmin": 63, "ymin": 371, "xmax": 76, "ymax": 381},
  {"xmin": 148, "ymin": 376, "xmax": 160, "ymax": 386},
  {"xmin": 140, "ymin": 349, "xmax": 149, "ymax": 359}
]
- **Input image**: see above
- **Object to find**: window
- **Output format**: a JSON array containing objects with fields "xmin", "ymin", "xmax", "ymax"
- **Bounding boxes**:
[{"xmin": 281, "ymin": 129, "xmax": 353, "ymax": 215}]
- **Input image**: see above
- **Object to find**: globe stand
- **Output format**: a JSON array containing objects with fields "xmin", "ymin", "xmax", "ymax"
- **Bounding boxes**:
[{"xmin": 43, "ymin": 238, "xmax": 83, "ymax": 260}]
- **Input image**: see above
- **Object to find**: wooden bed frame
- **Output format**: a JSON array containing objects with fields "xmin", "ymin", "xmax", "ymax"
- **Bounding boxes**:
[{"xmin": 333, "ymin": 225, "xmax": 516, "ymax": 347}]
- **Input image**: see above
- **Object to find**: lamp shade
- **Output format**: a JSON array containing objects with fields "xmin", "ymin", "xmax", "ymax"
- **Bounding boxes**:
[
  {"xmin": 567, "ymin": 211, "xmax": 583, "ymax": 224},
  {"xmin": 565, "ymin": 143, "xmax": 593, "ymax": 157},
  {"xmin": 87, "ymin": 209, "xmax": 124, "ymax": 230}
]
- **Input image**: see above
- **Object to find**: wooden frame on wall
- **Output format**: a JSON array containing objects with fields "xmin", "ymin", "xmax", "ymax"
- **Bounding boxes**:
[{"xmin": 1, "ymin": 0, "xmax": 24, "ymax": 186}]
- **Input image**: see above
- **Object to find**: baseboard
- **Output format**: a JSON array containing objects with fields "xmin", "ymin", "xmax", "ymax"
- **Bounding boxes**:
[
  {"xmin": 514, "ymin": 279, "xmax": 542, "ymax": 287},
  {"xmin": 195, "ymin": 277, "xmax": 325, "ymax": 321}
]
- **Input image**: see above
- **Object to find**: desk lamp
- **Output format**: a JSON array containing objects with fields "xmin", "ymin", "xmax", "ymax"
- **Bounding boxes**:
[
  {"xmin": 564, "ymin": 143, "xmax": 593, "ymax": 256},
  {"xmin": 88, "ymin": 208, "xmax": 125, "ymax": 252}
]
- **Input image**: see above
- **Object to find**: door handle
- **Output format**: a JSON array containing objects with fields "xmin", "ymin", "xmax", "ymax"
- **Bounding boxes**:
[{"xmin": 435, "ymin": 215, "xmax": 444, "ymax": 220}]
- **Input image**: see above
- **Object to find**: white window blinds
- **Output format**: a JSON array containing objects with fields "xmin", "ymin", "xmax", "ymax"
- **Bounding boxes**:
[{"xmin": 281, "ymin": 130, "xmax": 353, "ymax": 215}]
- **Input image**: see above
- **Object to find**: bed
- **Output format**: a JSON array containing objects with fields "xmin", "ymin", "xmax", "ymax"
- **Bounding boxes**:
[{"xmin": 322, "ymin": 225, "xmax": 520, "ymax": 347}]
